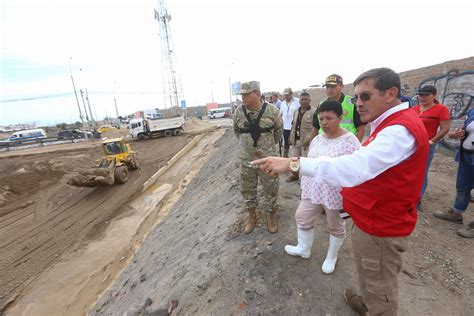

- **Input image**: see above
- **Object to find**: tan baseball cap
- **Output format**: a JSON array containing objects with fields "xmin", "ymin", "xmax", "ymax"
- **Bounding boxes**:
[{"xmin": 282, "ymin": 87, "xmax": 293, "ymax": 95}]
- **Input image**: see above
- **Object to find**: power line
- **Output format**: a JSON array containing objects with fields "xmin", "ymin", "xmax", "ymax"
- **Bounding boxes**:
[{"xmin": 0, "ymin": 91, "xmax": 166, "ymax": 103}]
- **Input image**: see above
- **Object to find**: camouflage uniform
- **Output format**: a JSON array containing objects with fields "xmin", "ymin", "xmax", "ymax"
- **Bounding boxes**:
[{"xmin": 233, "ymin": 101, "xmax": 283, "ymax": 213}]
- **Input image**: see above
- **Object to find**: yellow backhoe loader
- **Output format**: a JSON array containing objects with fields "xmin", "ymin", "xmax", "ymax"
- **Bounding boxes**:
[{"xmin": 67, "ymin": 138, "xmax": 139, "ymax": 187}]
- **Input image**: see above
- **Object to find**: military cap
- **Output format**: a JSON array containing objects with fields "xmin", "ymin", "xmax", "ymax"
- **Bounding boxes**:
[
  {"xmin": 239, "ymin": 81, "xmax": 260, "ymax": 94},
  {"xmin": 323, "ymin": 74, "xmax": 343, "ymax": 86}
]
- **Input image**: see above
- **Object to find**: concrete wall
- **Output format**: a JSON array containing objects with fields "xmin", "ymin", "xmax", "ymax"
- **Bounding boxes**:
[{"xmin": 307, "ymin": 56, "xmax": 474, "ymax": 149}]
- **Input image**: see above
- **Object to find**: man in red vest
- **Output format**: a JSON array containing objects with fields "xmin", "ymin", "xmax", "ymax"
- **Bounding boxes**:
[{"xmin": 251, "ymin": 68, "xmax": 429, "ymax": 315}]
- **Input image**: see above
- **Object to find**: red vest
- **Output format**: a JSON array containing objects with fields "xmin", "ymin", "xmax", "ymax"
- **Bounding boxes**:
[{"xmin": 341, "ymin": 109, "xmax": 429, "ymax": 237}]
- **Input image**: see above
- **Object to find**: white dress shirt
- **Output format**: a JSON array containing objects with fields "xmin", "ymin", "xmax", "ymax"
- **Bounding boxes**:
[
  {"xmin": 300, "ymin": 102, "xmax": 416, "ymax": 188},
  {"xmin": 280, "ymin": 97, "xmax": 300, "ymax": 130}
]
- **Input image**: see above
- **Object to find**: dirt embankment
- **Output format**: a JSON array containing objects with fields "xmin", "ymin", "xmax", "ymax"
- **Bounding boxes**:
[
  {"xmin": 93, "ymin": 130, "xmax": 473, "ymax": 315},
  {"xmin": 0, "ymin": 133, "xmax": 195, "ymax": 312}
]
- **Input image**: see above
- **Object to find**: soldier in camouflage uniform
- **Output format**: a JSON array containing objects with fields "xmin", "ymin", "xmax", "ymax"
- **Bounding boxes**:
[{"xmin": 233, "ymin": 81, "xmax": 283, "ymax": 234}]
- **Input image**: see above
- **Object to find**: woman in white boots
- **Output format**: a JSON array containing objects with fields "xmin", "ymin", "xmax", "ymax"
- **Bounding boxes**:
[{"xmin": 284, "ymin": 100, "xmax": 361, "ymax": 273}]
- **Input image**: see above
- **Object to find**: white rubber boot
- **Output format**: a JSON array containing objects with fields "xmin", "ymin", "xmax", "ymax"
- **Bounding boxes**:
[
  {"xmin": 322, "ymin": 235, "xmax": 344, "ymax": 274},
  {"xmin": 284, "ymin": 228, "xmax": 314, "ymax": 258}
]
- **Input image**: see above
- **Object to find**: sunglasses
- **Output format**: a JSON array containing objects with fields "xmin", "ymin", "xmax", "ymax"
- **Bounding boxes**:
[
  {"xmin": 351, "ymin": 91, "xmax": 373, "ymax": 104},
  {"xmin": 418, "ymin": 93, "xmax": 432, "ymax": 96}
]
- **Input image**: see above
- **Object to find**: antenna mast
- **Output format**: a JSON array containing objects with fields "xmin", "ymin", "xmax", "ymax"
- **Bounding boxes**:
[{"xmin": 154, "ymin": 0, "xmax": 183, "ymax": 109}]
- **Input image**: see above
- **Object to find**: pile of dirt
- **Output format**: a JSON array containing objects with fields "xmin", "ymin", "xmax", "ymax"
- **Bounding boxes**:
[
  {"xmin": 0, "ymin": 134, "xmax": 194, "ymax": 312},
  {"xmin": 183, "ymin": 118, "xmax": 217, "ymax": 134},
  {"xmin": 100, "ymin": 128, "xmax": 128, "ymax": 139},
  {"xmin": 93, "ymin": 130, "xmax": 473, "ymax": 315}
]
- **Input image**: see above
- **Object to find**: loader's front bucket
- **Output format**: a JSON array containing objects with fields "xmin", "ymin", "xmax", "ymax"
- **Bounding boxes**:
[{"xmin": 67, "ymin": 159, "xmax": 116, "ymax": 187}]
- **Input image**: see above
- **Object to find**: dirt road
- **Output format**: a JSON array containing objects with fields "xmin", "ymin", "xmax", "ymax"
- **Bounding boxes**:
[
  {"xmin": 0, "ymin": 127, "xmax": 201, "ymax": 311},
  {"xmin": 93, "ymin": 130, "xmax": 473, "ymax": 315}
]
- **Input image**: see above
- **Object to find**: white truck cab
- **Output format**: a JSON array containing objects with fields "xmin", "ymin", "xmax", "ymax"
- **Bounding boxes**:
[{"xmin": 129, "ymin": 116, "xmax": 185, "ymax": 140}]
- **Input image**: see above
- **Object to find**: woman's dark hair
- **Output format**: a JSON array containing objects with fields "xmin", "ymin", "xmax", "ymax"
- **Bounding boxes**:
[{"xmin": 318, "ymin": 100, "xmax": 343, "ymax": 116}]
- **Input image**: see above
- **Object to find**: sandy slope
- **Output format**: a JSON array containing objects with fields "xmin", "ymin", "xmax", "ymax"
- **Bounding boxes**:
[
  {"xmin": 0, "ymin": 120, "xmax": 214, "ymax": 312},
  {"xmin": 92, "ymin": 130, "xmax": 473, "ymax": 315}
]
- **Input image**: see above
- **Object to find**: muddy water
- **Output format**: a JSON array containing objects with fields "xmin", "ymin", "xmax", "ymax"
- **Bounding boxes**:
[{"xmin": 6, "ymin": 129, "xmax": 225, "ymax": 316}]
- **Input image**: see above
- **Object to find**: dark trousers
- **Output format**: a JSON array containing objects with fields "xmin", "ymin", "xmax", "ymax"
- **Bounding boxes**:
[
  {"xmin": 454, "ymin": 153, "xmax": 474, "ymax": 211},
  {"xmin": 283, "ymin": 129, "xmax": 291, "ymax": 157}
]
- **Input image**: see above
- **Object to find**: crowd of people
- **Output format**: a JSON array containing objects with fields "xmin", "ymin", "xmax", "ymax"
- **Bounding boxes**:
[{"xmin": 232, "ymin": 68, "xmax": 472, "ymax": 316}]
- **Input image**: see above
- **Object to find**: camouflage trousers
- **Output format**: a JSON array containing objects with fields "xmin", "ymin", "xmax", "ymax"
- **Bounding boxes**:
[{"xmin": 240, "ymin": 164, "xmax": 279, "ymax": 213}]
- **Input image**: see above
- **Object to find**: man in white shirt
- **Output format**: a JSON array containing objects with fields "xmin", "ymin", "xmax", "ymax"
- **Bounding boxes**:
[
  {"xmin": 252, "ymin": 68, "xmax": 429, "ymax": 316},
  {"xmin": 279, "ymin": 87, "xmax": 300, "ymax": 157},
  {"xmin": 271, "ymin": 93, "xmax": 281, "ymax": 110}
]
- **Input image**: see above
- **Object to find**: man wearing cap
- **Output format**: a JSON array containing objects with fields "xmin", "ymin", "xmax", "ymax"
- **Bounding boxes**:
[
  {"xmin": 233, "ymin": 81, "xmax": 283, "ymax": 234},
  {"xmin": 311, "ymin": 74, "xmax": 365, "ymax": 142},
  {"xmin": 252, "ymin": 68, "xmax": 429, "ymax": 315},
  {"xmin": 280, "ymin": 88, "xmax": 300, "ymax": 157}
]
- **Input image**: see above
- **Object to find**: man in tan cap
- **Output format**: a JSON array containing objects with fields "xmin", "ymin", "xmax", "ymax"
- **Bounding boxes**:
[
  {"xmin": 280, "ymin": 87, "xmax": 300, "ymax": 157},
  {"xmin": 233, "ymin": 81, "xmax": 283, "ymax": 233}
]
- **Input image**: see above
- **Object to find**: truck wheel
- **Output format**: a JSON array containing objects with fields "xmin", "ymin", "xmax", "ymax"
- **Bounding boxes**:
[
  {"xmin": 164, "ymin": 130, "xmax": 173, "ymax": 137},
  {"xmin": 138, "ymin": 133, "xmax": 146, "ymax": 140},
  {"xmin": 173, "ymin": 128, "xmax": 183, "ymax": 136},
  {"xmin": 114, "ymin": 166, "xmax": 129, "ymax": 184}
]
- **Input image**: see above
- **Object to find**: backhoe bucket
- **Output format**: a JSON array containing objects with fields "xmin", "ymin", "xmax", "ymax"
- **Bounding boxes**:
[{"xmin": 67, "ymin": 159, "xmax": 116, "ymax": 187}]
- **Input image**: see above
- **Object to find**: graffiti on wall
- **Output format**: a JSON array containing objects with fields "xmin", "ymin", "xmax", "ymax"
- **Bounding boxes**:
[{"xmin": 416, "ymin": 69, "xmax": 474, "ymax": 149}]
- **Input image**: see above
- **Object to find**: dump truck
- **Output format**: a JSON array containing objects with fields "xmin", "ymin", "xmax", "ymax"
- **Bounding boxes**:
[
  {"xmin": 67, "ymin": 137, "xmax": 139, "ymax": 187},
  {"xmin": 129, "ymin": 116, "xmax": 185, "ymax": 140}
]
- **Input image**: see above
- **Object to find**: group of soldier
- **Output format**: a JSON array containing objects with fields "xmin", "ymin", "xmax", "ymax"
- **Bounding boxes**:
[{"xmin": 233, "ymin": 68, "xmax": 429, "ymax": 315}]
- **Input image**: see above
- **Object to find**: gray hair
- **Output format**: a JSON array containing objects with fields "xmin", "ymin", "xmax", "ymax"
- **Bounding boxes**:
[{"xmin": 353, "ymin": 68, "xmax": 401, "ymax": 98}]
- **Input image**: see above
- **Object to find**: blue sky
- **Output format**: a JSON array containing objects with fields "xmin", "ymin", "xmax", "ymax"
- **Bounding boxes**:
[{"xmin": 1, "ymin": 0, "xmax": 473, "ymax": 126}]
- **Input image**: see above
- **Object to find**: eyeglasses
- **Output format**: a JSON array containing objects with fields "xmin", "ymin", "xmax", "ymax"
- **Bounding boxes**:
[{"xmin": 351, "ymin": 91, "xmax": 373, "ymax": 104}]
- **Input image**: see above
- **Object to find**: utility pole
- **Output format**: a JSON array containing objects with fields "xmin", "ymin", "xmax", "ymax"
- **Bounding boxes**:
[
  {"xmin": 113, "ymin": 81, "xmax": 119, "ymax": 118},
  {"xmin": 79, "ymin": 89, "xmax": 90, "ymax": 125},
  {"xmin": 80, "ymin": 68, "xmax": 96, "ymax": 127},
  {"xmin": 68, "ymin": 58, "xmax": 87, "ymax": 140}
]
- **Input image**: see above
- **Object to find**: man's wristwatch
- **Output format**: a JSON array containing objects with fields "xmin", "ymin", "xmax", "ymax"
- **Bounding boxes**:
[{"xmin": 289, "ymin": 158, "xmax": 300, "ymax": 172}]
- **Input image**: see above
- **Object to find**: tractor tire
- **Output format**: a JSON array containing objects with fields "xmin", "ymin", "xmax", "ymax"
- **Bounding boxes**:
[
  {"xmin": 114, "ymin": 166, "xmax": 129, "ymax": 184},
  {"xmin": 173, "ymin": 128, "xmax": 183, "ymax": 136},
  {"xmin": 164, "ymin": 130, "xmax": 173, "ymax": 137},
  {"xmin": 131, "ymin": 155, "xmax": 140, "ymax": 170},
  {"xmin": 138, "ymin": 133, "xmax": 146, "ymax": 141}
]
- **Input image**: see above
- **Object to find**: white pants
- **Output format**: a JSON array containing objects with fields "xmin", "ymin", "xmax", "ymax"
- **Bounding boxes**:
[{"xmin": 295, "ymin": 198, "xmax": 346, "ymax": 238}]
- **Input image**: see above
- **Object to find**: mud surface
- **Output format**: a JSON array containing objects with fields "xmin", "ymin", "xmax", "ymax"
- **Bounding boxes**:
[
  {"xmin": 0, "ymin": 131, "xmax": 195, "ymax": 311},
  {"xmin": 93, "ymin": 131, "xmax": 473, "ymax": 315}
]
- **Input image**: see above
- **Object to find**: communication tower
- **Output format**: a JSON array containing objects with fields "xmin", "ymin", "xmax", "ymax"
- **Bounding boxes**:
[{"xmin": 154, "ymin": 0, "xmax": 184, "ymax": 109}]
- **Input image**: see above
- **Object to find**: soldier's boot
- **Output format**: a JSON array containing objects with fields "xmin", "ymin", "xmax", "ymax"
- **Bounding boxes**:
[
  {"xmin": 284, "ymin": 228, "xmax": 314, "ymax": 258},
  {"xmin": 321, "ymin": 235, "xmax": 344, "ymax": 274},
  {"xmin": 265, "ymin": 212, "xmax": 278, "ymax": 233},
  {"xmin": 244, "ymin": 209, "xmax": 258, "ymax": 234}
]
